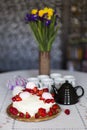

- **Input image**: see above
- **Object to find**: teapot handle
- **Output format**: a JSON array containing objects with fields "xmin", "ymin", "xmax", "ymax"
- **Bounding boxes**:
[
  {"xmin": 51, "ymin": 85, "xmax": 58, "ymax": 95},
  {"xmin": 75, "ymin": 86, "xmax": 84, "ymax": 98}
]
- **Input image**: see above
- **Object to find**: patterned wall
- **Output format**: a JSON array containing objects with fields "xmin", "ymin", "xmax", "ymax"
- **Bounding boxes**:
[{"xmin": 0, "ymin": 0, "xmax": 62, "ymax": 72}]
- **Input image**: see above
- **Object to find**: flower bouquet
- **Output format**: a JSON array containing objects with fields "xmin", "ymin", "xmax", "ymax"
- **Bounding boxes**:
[{"xmin": 25, "ymin": 7, "xmax": 60, "ymax": 75}]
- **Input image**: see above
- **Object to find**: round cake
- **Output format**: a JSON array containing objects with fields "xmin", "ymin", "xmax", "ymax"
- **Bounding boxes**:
[{"xmin": 7, "ymin": 82, "xmax": 61, "ymax": 122}]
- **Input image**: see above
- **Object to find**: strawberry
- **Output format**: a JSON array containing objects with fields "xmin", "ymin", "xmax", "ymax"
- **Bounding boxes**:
[
  {"xmin": 23, "ymin": 88, "xmax": 30, "ymax": 93},
  {"xmin": 23, "ymin": 88, "xmax": 34, "ymax": 94},
  {"xmin": 15, "ymin": 95, "xmax": 22, "ymax": 101},
  {"xmin": 12, "ymin": 108, "xmax": 18, "ymax": 115},
  {"xmin": 37, "ymin": 90, "xmax": 43, "ymax": 96},
  {"xmin": 48, "ymin": 111, "xmax": 53, "ymax": 116},
  {"xmin": 51, "ymin": 99, "xmax": 55, "ymax": 103},
  {"xmin": 33, "ymin": 87, "xmax": 38, "ymax": 94},
  {"xmin": 45, "ymin": 99, "xmax": 51, "ymax": 103},
  {"xmin": 12, "ymin": 95, "xmax": 22, "ymax": 102},
  {"xmin": 39, "ymin": 97, "xmax": 44, "ymax": 101},
  {"xmin": 50, "ymin": 107, "xmax": 54, "ymax": 113},
  {"xmin": 45, "ymin": 99, "xmax": 55, "ymax": 103},
  {"xmin": 19, "ymin": 112, "xmax": 24, "ymax": 118},
  {"xmin": 9, "ymin": 106, "xmax": 18, "ymax": 115},
  {"xmin": 52, "ymin": 104, "xmax": 59, "ymax": 110},
  {"xmin": 9, "ymin": 106, "xmax": 14, "ymax": 113},
  {"xmin": 26, "ymin": 112, "xmax": 31, "ymax": 118},
  {"xmin": 12, "ymin": 97, "xmax": 16, "ymax": 102},
  {"xmin": 43, "ymin": 88, "xmax": 49, "ymax": 92},
  {"xmin": 64, "ymin": 109, "xmax": 70, "ymax": 115},
  {"xmin": 35, "ymin": 113, "xmax": 39, "ymax": 119},
  {"xmin": 29, "ymin": 89, "xmax": 34, "ymax": 94},
  {"xmin": 38, "ymin": 108, "xmax": 46, "ymax": 117}
]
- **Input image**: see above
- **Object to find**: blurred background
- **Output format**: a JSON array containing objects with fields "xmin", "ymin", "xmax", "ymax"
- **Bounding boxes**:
[{"xmin": 0, "ymin": 0, "xmax": 87, "ymax": 73}]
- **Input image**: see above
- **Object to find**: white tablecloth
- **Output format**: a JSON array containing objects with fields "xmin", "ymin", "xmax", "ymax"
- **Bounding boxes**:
[{"xmin": 0, "ymin": 70, "xmax": 87, "ymax": 130}]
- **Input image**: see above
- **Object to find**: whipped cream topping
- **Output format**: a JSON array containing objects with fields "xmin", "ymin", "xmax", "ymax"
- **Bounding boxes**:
[
  {"xmin": 42, "ymin": 92, "xmax": 53, "ymax": 99},
  {"xmin": 13, "ymin": 93, "xmax": 54, "ymax": 116},
  {"xmin": 26, "ymin": 82, "xmax": 36, "ymax": 89},
  {"xmin": 12, "ymin": 86, "xmax": 23, "ymax": 96},
  {"xmin": 20, "ymin": 92, "xmax": 30, "ymax": 100}
]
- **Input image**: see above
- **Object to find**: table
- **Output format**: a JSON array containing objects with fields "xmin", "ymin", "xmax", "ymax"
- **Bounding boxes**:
[{"xmin": 0, "ymin": 70, "xmax": 87, "ymax": 130}]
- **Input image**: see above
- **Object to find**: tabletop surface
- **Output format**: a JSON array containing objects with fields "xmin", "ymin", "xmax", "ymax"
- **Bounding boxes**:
[{"xmin": 0, "ymin": 70, "xmax": 87, "ymax": 130}]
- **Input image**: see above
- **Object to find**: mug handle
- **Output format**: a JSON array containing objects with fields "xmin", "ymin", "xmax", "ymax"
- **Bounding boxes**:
[
  {"xmin": 75, "ymin": 86, "xmax": 84, "ymax": 98},
  {"xmin": 38, "ymin": 82, "xmax": 42, "ymax": 88}
]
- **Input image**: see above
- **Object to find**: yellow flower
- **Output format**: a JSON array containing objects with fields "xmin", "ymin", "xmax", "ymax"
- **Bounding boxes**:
[
  {"xmin": 47, "ymin": 15, "xmax": 52, "ymax": 20},
  {"xmin": 31, "ymin": 9, "xmax": 38, "ymax": 15},
  {"xmin": 38, "ymin": 9, "xmax": 45, "ymax": 17},
  {"xmin": 47, "ymin": 8, "xmax": 54, "ymax": 16},
  {"xmin": 44, "ymin": 7, "xmax": 49, "ymax": 13}
]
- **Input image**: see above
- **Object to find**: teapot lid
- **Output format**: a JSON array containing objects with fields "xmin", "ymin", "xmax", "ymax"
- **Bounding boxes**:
[{"xmin": 61, "ymin": 80, "xmax": 73, "ymax": 88}]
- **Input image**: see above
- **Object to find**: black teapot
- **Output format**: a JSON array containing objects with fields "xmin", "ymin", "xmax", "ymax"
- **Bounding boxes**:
[{"xmin": 52, "ymin": 80, "xmax": 84, "ymax": 105}]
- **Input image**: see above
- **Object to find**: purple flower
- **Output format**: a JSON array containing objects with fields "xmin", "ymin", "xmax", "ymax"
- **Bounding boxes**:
[
  {"xmin": 31, "ymin": 14, "xmax": 38, "ymax": 21},
  {"xmin": 45, "ymin": 20, "xmax": 51, "ymax": 26},
  {"xmin": 25, "ymin": 13, "xmax": 39, "ymax": 23},
  {"xmin": 25, "ymin": 13, "xmax": 32, "ymax": 22}
]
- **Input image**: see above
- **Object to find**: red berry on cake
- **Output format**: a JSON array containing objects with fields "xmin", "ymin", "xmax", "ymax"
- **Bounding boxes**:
[
  {"xmin": 26, "ymin": 112, "xmax": 31, "ymax": 118},
  {"xmin": 38, "ymin": 108, "xmax": 46, "ymax": 117},
  {"xmin": 12, "ymin": 108, "xmax": 18, "ymax": 115},
  {"xmin": 15, "ymin": 95, "xmax": 22, "ymax": 101},
  {"xmin": 51, "ymin": 99, "xmax": 55, "ymax": 103},
  {"xmin": 52, "ymin": 104, "xmax": 59, "ymax": 110},
  {"xmin": 9, "ymin": 106, "xmax": 14, "ymax": 113},
  {"xmin": 45, "ymin": 99, "xmax": 51, "ymax": 103},
  {"xmin": 39, "ymin": 97, "xmax": 44, "ymax": 101},
  {"xmin": 48, "ymin": 111, "xmax": 53, "ymax": 116},
  {"xmin": 33, "ymin": 87, "xmax": 38, "ymax": 94},
  {"xmin": 12, "ymin": 95, "xmax": 22, "ymax": 102},
  {"xmin": 43, "ymin": 88, "xmax": 49, "ymax": 92},
  {"xmin": 37, "ymin": 90, "xmax": 43, "ymax": 96},
  {"xmin": 9, "ymin": 106, "xmax": 18, "ymax": 115},
  {"xmin": 19, "ymin": 112, "xmax": 24, "ymax": 118},
  {"xmin": 35, "ymin": 113, "xmax": 39, "ymax": 119},
  {"xmin": 50, "ymin": 107, "xmax": 54, "ymax": 113},
  {"xmin": 23, "ymin": 88, "xmax": 30, "ymax": 93},
  {"xmin": 12, "ymin": 97, "xmax": 16, "ymax": 102}
]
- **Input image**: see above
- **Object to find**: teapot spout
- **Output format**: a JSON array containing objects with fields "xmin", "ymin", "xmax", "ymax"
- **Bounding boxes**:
[{"xmin": 52, "ymin": 85, "xmax": 58, "ymax": 95}]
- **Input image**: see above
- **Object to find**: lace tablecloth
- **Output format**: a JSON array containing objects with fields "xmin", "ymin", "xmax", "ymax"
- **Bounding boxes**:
[{"xmin": 0, "ymin": 70, "xmax": 87, "ymax": 130}]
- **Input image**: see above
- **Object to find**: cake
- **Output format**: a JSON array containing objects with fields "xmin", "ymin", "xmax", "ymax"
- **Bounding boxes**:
[{"xmin": 7, "ymin": 82, "xmax": 61, "ymax": 122}]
